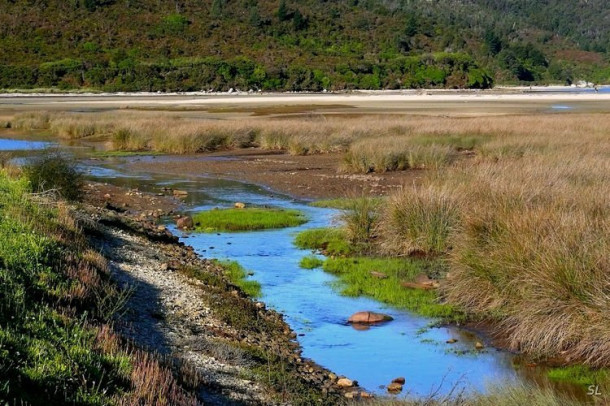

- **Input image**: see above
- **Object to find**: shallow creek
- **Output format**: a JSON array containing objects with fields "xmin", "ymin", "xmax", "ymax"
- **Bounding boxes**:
[{"xmin": 0, "ymin": 138, "xmax": 583, "ymax": 399}]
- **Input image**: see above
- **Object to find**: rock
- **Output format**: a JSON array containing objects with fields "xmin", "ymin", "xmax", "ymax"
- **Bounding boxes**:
[
  {"xmin": 475, "ymin": 341, "xmax": 484, "ymax": 350},
  {"xmin": 157, "ymin": 225, "xmax": 166, "ymax": 232},
  {"xmin": 370, "ymin": 271, "xmax": 388, "ymax": 279},
  {"xmin": 348, "ymin": 311, "xmax": 393, "ymax": 324},
  {"xmin": 172, "ymin": 189, "xmax": 188, "ymax": 197},
  {"xmin": 328, "ymin": 373, "xmax": 337, "ymax": 381},
  {"xmin": 446, "ymin": 338, "xmax": 458, "ymax": 344},
  {"xmin": 400, "ymin": 274, "xmax": 440, "ymax": 290},
  {"xmin": 392, "ymin": 377, "xmax": 405, "ymax": 385},
  {"xmin": 387, "ymin": 382, "xmax": 403, "ymax": 393},
  {"xmin": 234, "ymin": 202, "xmax": 246, "ymax": 209},
  {"xmin": 103, "ymin": 193, "xmax": 111, "ymax": 199},
  {"xmin": 360, "ymin": 391, "xmax": 372, "ymax": 399},
  {"xmin": 176, "ymin": 216, "xmax": 194, "ymax": 230},
  {"xmin": 337, "ymin": 378, "xmax": 353, "ymax": 388},
  {"xmin": 344, "ymin": 391, "xmax": 356, "ymax": 399}
]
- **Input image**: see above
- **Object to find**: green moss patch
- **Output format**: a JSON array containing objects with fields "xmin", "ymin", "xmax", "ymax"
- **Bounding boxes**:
[{"xmin": 193, "ymin": 208, "xmax": 307, "ymax": 232}]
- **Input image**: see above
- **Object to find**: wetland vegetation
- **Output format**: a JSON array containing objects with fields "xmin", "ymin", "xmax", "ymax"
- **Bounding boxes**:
[{"xmin": 193, "ymin": 207, "xmax": 307, "ymax": 232}]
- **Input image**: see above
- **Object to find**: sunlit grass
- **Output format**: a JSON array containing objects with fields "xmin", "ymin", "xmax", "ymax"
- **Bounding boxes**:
[
  {"xmin": 194, "ymin": 207, "xmax": 307, "ymax": 232},
  {"xmin": 217, "ymin": 260, "xmax": 261, "ymax": 298}
]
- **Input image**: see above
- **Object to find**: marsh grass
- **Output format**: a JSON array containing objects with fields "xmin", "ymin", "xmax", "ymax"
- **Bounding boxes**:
[
  {"xmin": 323, "ymin": 256, "xmax": 457, "ymax": 318},
  {"xmin": 546, "ymin": 365, "xmax": 609, "ymax": 386},
  {"xmin": 293, "ymin": 227, "xmax": 354, "ymax": 256},
  {"xmin": 379, "ymin": 186, "xmax": 459, "ymax": 256},
  {"xmin": 309, "ymin": 196, "xmax": 385, "ymax": 209},
  {"xmin": 299, "ymin": 255, "xmax": 324, "ymax": 269},
  {"xmin": 217, "ymin": 260, "xmax": 261, "ymax": 297},
  {"xmin": 193, "ymin": 207, "xmax": 307, "ymax": 232}
]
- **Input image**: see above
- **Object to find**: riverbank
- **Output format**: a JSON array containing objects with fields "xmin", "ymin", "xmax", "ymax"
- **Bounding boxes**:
[{"xmin": 0, "ymin": 168, "xmax": 360, "ymax": 404}]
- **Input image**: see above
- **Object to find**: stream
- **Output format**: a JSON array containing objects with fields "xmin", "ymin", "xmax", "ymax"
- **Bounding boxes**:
[{"xmin": 0, "ymin": 137, "xmax": 584, "ymax": 400}]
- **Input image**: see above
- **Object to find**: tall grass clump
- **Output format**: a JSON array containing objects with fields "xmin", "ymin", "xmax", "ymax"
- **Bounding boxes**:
[
  {"xmin": 24, "ymin": 151, "xmax": 83, "ymax": 201},
  {"xmin": 379, "ymin": 186, "xmax": 459, "ymax": 256},
  {"xmin": 340, "ymin": 196, "xmax": 381, "ymax": 244},
  {"xmin": 341, "ymin": 136, "xmax": 455, "ymax": 173},
  {"xmin": 443, "ymin": 155, "xmax": 610, "ymax": 366}
]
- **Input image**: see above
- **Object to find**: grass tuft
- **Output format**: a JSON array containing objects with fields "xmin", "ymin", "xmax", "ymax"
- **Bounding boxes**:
[{"xmin": 193, "ymin": 207, "xmax": 307, "ymax": 232}]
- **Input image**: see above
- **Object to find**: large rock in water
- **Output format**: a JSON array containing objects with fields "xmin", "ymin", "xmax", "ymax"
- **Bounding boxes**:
[
  {"xmin": 176, "ymin": 216, "xmax": 194, "ymax": 229},
  {"xmin": 348, "ymin": 311, "xmax": 393, "ymax": 324}
]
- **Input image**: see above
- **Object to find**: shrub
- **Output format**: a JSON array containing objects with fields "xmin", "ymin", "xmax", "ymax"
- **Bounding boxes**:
[{"xmin": 24, "ymin": 152, "xmax": 83, "ymax": 201}]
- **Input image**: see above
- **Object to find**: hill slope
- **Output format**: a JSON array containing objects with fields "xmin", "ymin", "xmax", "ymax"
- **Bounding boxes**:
[{"xmin": 0, "ymin": 0, "xmax": 608, "ymax": 91}]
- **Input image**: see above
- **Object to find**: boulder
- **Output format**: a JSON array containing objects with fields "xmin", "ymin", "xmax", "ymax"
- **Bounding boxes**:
[
  {"xmin": 172, "ymin": 189, "xmax": 188, "ymax": 197},
  {"xmin": 475, "ymin": 341, "xmax": 484, "ymax": 350},
  {"xmin": 337, "ymin": 378, "xmax": 353, "ymax": 388},
  {"xmin": 387, "ymin": 382, "xmax": 403, "ymax": 393},
  {"xmin": 234, "ymin": 202, "xmax": 246, "ymax": 209},
  {"xmin": 446, "ymin": 338, "xmax": 458, "ymax": 344},
  {"xmin": 176, "ymin": 216, "xmax": 194, "ymax": 229},
  {"xmin": 392, "ymin": 377, "xmax": 405, "ymax": 385},
  {"xmin": 348, "ymin": 311, "xmax": 393, "ymax": 324}
]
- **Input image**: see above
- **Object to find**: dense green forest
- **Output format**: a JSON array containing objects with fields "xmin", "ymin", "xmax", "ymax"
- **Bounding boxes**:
[{"xmin": 0, "ymin": 0, "xmax": 609, "ymax": 91}]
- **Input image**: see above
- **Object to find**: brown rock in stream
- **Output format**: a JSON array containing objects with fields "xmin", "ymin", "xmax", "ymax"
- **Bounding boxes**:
[{"xmin": 348, "ymin": 311, "xmax": 393, "ymax": 324}]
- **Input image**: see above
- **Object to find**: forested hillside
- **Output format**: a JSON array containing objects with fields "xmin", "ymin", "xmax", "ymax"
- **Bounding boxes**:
[{"xmin": 0, "ymin": 0, "xmax": 609, "ymax": 91}]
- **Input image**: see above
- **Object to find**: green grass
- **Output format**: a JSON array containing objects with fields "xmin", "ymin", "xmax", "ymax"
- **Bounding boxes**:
[
  {"xmin": 293, "ymin": 228, "xmax": 354, "ymax": 256},
  {"xmin": 193, "ymin": 208, "xmax": 307, "ymax": 232},
  {"xmin": 217, "ymin": 260, "xmax": 261, "ymax": 298},
  {"xmin": 321, "ymin": 256, "xmax": 460, "ymax": 319},
  {"xmin": 547, "ymin": 365, "xmax": 609, "ymax": 386},
  {"xmin": 299, "ymin": 255, "xmax": 324, "ymax": 269},
  {"xmin": 0, "ymin": 172, "xmax": 130, "ymax": 404}
]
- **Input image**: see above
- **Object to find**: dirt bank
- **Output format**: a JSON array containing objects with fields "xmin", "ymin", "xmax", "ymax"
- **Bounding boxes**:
[{"xmin": 124, "ymin": 149, "xmax": 419, "ymax": 199}]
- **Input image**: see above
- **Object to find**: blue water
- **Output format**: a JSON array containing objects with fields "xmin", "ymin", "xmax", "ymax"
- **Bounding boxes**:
[
  {"xmin": 135, "ymin": 176, "xmax": 521, "ymax": 397},
  {"xmin": 0, "ymin": 138, "xmax": 51, "ymax": 151}
]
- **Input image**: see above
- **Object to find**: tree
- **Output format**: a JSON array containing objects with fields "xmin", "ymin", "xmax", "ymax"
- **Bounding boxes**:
[
  {"xmin": 277, "ymin": 0, "xmax": 288, "ymax": 21},
  {"xmin": 293, "ymin": 9, "xmax": 306, "ymax": 31}
]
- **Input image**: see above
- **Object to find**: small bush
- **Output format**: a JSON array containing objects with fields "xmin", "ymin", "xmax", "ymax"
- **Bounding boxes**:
[{"xmin": 24, "ymin": 152, "xmax": 83, "ymax": 201}]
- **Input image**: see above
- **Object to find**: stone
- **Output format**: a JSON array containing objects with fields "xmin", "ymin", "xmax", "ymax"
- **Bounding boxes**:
[
  {"xmin": 400, "ymin": 274, "xmax": 440, "ymax": 290},
  {"xmin": 344, "ymin": 391, "xmax": 356, "ymax": 399},
  {"xmin": 348, "ymin": 311, "xmax": 393, "ymax": 324},
  {"xmin": 392, "ymin": 377, "xmax": 405, "ymax": 385},
  {"xmin": 234, "ymin": 202, "xmax": 246, "ymax": 209},
  {"xmin": 370, "ymin": 271, "xmax": 388, "ymax": 279},
  {"xmin": 475, "ymin": 341, "xmax": 484, "ymax": 350},
  {"xmin": 387, "ymin": 382, "xmax": 403, "ymax": 392},
  {"xmin": 176, "ymin": 216, "xmax": 194, "ymax": 229},
  {"xmin": 157, "ymin": 225, "xmax": 166, "ymax": 231},
  {"xmin": 172, "ymin": 189, "xmax": 188, "ymax": 197},
  {"xmin": 337, "ymin": 378, "xmax": 353, "ymax": 388},
  {"xmin": 446, "ymin": 338, "xmax": 458, "ymax": 344},
  {"xmin": 360, "ymin": 391, "xmax": 372, "ymax": 399}
]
